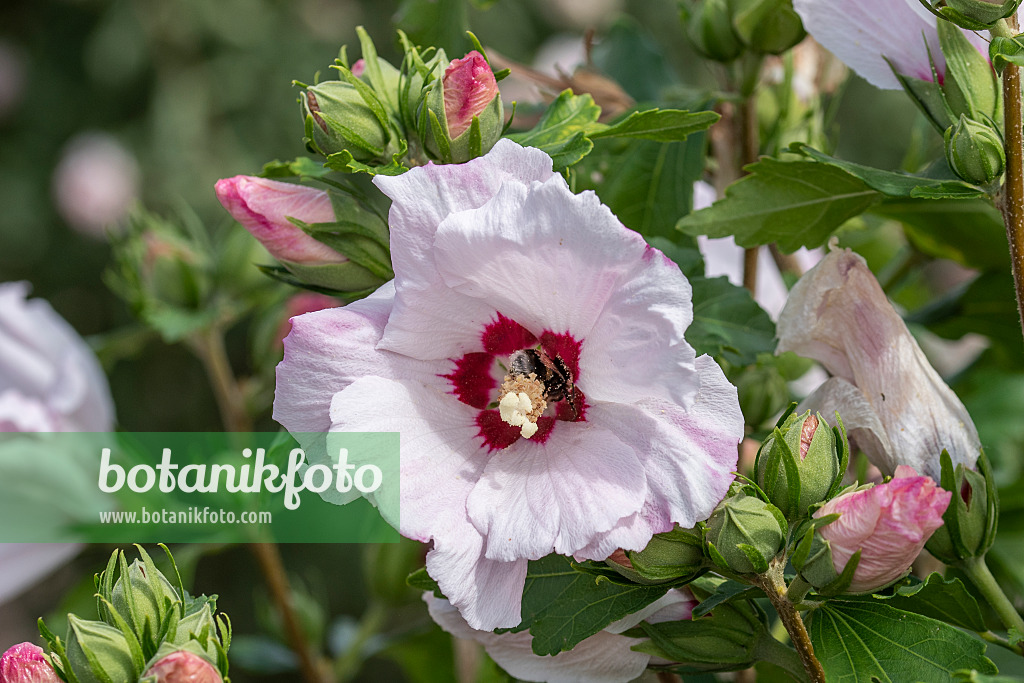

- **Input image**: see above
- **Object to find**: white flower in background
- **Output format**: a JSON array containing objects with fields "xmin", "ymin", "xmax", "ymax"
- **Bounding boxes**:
[
  {"xmin": 52, "ymin": 132, "xmax": 140, "ymax": 238},
  {"xmin": 777, "ymin": 247, "xmax": 981, "ymax": 480},
  {"xmin": 0, "ymin": 282, "xmax": 115, "ymax": 604},
  {"xmin": 425, "ymin": 589, "xmax": 694, "ymax": 683},
  {"xmin": 0, "ymin": 40, "xmax": 26, "ymax": 123}
]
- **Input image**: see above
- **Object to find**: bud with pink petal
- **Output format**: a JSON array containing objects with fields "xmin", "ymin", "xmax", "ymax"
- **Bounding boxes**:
[
  {"xmin": 215, "ymin": 175, "xmax": 388, "ymax": 292},
  {"xmin": 424, "ymin": 50, "xmax": 503, "ymax": 163},
  {"xmin": 141, "ymin": 650, "xmax": 222, "ymax": 683},
  {"xmin": 809, "ymin": 466, "xmax": 951, "ymax": 593},
  {"xmin": 0, "ymin": 643, "xmax": 59, "ymax": 683}
]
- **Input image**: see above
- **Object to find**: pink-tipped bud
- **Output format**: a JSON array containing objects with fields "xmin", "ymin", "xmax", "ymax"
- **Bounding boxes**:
[
  {"xmin": 214, "ymin": 176, "xmax": 346, "ymax": 266},
  {"xmin": 350, "ymin": 58, "xmax": 366, "ymax": 78},
  {"xmin": 143, "ymin": 650, "xmax": 222, "ymax": 683},
  {"xmin": 442, "ymin": 51, "xmax": 499, "ymax": 139},
  {"xmin": 814, "ymin": 466, "xmax": 951, "ymax": 592},
  {"xmin": 0, "ymin": 643, "xmax": 59, "ymax": 683}
]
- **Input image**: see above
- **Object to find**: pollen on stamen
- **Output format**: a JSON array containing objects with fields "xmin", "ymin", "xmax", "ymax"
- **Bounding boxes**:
[{"xmin": 497, "ymin": 373, "xmax": 546, "ymax": 439}]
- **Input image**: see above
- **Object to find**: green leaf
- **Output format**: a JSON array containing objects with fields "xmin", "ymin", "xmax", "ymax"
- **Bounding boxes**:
[
  {"xmin": 260, "ymin": 157, "xmax": 329, "ymax": 179},
  {"xmin": 406, "ymin": 567, "xmax": 445, "ymax": 598},
  {"xmin": 677, "ymin": 159, "xmax": 881, "ymax": 252},
  {"xmin": 875, "ymin": 573, "xmax": 987, "ymax": 632},
  {"xmin": 989, "ymin": 34, "xmax": 1024, "ymax": 75},
  {"xmin": 690, "ymin": 578, "xmax": 758, "ymax": 618},
  {"xmin": 871, "ymin": 198, "xmax": 1007, "ymax": 270},
  {"xmin": 809, "ymin": 600, "xmax": 997, "ymax": 682},
  {"xmin": 593, "ymin": 135, "xmax": 706, "ymax": 243},
  {"xmin": 589, "ymin": 109, "xmax": 719, "ymax": 142},
  {"xmin": 516, "ymin": 554, "xmax": 668, "ymax": 656},
  {"xmin": 686, "ymin": 276, "xmax": 776, "ymax": 366},
  {"xmin": 793, "ymin": 144, "xmax": 988, "ymax": 200},
  {"xmin": 507, "ymin": 90, "xmax": 602, "ymax": 170}
]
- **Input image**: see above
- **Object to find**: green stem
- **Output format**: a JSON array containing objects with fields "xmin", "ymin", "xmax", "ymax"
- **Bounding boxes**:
[
  {"xmin": 980, "ymin": 630, "xmax": 1024, "ymax": 656},
  {"xmin": 752, "ymin": 567, "xmax": 825, "ymax": 683},
  {"xmin": 993, "ymin": 16, "xmax": 1024, "ymax": 345},
  {"xmin": 334, "ymin": 602, "xmax": 387, "ymax": 681},
  {"xmin": 963, "ymin": 555, "xmax": 1024, "ymax": 637},
  {"xmin": 190, "ymin": 327, "xmax": 252, "ymax": 433}
]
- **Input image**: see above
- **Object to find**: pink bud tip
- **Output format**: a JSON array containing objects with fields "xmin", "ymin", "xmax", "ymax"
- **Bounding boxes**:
[
  {"xmin": 350, "ymin": 59, "xmax": 366, "ymax": 78},
  {"xmin": 214, "ymin": 175, "xmax": 347, "ymax": 265},
  {"xmin": 443, "ymin": 51, "xmax": 498, "ymax": 139},
  {"xmin": 799, "ymin": 414, "xmax": 818, "ymax": 460},
  {"xmin": 0, "ymin": 643, "xmax": 59, "ymax": 683},
  {"xmin": 143, "ymin": 650, "xmax": 223, "ymax": 683}
]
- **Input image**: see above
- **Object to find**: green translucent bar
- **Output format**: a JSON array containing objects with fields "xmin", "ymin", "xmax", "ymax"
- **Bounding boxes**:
[{"xmin": 0, "ymin": 431, "xmax": 399, "ymax": 543}]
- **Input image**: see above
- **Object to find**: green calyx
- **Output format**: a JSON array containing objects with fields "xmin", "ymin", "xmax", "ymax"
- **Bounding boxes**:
[
  {"xmin": 926, "ymin": 449, "xmax": 998, "ymax": 563},
  {"xmin": 945, "ymin": 114, "xmax": 1006, "ymax": 185},
  {"xmin": 705, "ymin": 491, "xmax": 786, "ymax": 574}
]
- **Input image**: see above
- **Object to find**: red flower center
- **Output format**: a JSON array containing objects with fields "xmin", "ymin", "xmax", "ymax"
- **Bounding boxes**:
[{"xmin": 442, "ymin": 313, "xmax": 587, "ymax": 451}]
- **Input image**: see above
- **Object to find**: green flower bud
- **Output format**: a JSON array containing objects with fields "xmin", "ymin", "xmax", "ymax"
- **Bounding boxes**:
[
  {"xmin": 683, "ymin": 0, "xmax": 744, "ymax": 63},
  {"xmin": 732, "ymin": 360, "xmax": 790, "ymax": 429},
  {"xmin": 926, "ymin": 450, "xmax": 996, "ymax": 563},
  {"xmin": 66, "ymin": 615, "xmax": 140, "ymax": 683},
  {"xmin": 705, "ymin": 492, "xmax": 785, "ymax": 574},
  {"xmin": 111, "ymin": 559, "xmax": 181, "ymax": 644},
  {"xmin": 606, "ymin": 526, "xmax": 706, "ymax": 584},
  {"xmin": 792, "ymin": 533, "xmax": 841, "ymax": 590},
  {"xmin": 423, "ymin": 51, "xmax": 503, "ymax": 164},
  {"xmin": 730, "ymin": 0, "xmax": 806, "ymax": 55},
  {"xmin": 755, "ymin": 410, "xmax": 845, "ymax": 520},
  {"xmin": 945, "ymin": 115, "xmax": 1005, "ymax": 185},
  {"xmin": 301, "ymin": 81, "xmax": 395, "ymax": 163},
  {"xmin": 922, "ymin": 0, "xmax": 1021, "ymax": 29}
]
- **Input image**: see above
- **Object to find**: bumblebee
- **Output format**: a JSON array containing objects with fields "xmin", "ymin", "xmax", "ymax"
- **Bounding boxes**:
[{"xmin": 508, "ymin": 348, "xmax": 579, "ymax": 420}]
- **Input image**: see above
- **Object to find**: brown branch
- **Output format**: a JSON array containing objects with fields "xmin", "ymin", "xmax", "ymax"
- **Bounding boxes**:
[
  {"xmin": 752, "ymin": 569, "xmax": 825, "ymax": 683},
  {"xmin": 996, "ymin": 15, "xmax": 1024, "ymax": 345}
]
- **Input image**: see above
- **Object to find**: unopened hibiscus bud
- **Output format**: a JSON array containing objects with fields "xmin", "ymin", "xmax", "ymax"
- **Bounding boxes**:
[
  {"xmin": 65, "ymin": 615, "xmax": 139, "ymax": 683},
  {"xmin": 706, "ymin": 492, "xmax": 785, "ymax": 574},
  {"xmin": 732, "ymin": 358, "xmax": 790, "ymax": 429},
  {"xmin": 141, "ymin": 649, "xmax": 222, "ymax": 683},
  {"xmin": 945, "ymin": 115, "xmax": 1005, "ymax": 185},
  {"xmin": 0, "ymin": 643, "xmax": 59, "ymax": 683},
  {"xmin": 730, "ymin": 0, "xmax": 806, "ymax": 55},
  {"xmin": 607, "ymin": 526, "xmax": 706, "ymax": 584},
  {"xmin": 300, "ymin": 80, "xmax": 394, "ymax": 163},
  {"xmin": 811, "ymin": 466, "xmax": 951, "ymax": 593},
  {"xmin": 921, "ymin": 0, "xmax": 1020, "ymax": 29},
  {"xmin": 683, "ymin": 0, "xmax": 744, "ymax": 63},
  {"xmin": 110, "ymin": 559, "xmax": 181, "ymax": 646},
  {"xmin": 926, "ymin": 451, "xmax": 996, "ymax": 564},
  {"xmin": 424, "ymin": 51, "xmax": 503, "ymax": 163},
  {"xmin": 755, "ymin": 409, "xmax": 846, "ymax": 521}
]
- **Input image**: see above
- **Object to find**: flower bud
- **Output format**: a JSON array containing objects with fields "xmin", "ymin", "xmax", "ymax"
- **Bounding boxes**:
[
  {"xmin": 792, "ymin": 532, "xmax": 842, "ymax": 592},
  {"xmin": 0, "ymin": 643, "xmax": 59, "ymax": 683},
  {"xmin": 110, "ymin": 559, "xmax": 180, "ymax": 646},
  {"xmin": 945, "ymin": 115, "xmax": 1005, "ymax": 186},
  {"xmin": 732, "ymin": 359, "xmax": 790, "ymax": 429},
  {"xmin": 141, "ymin": 649, "xmax": 222, "ymax": 683},
  {"xmin": 755, "ymin": 410, "xmax": 845, "ymax": 520},
  {"xmin": 65, "ymin": 615, "xmax": 140, "ymax": 683},
  {"xmin": 926, "ymin": 450, "xmax": 996, "ymax": 564},
  {"xmin": 423, "ymin": 51, "xmax": 503, "ymax": 164},
  {"xmin": 922, "ymin": 0, "xmax": 1020, "ymax": 29},
  {"xmin": 606, "ymin": 526, "xmax": 706, "ymax": 584},
  {"xmin": 730, "ymin": 0, "xmax": 806, "ymax": 56},
  {"xmin": 683, "ymin": 0, "xmax": 744, "ymax": 63},
  {"xmin": 813, "ymin": 466, "xmax": 951, "ymax": 593},
  {"xmin": 300, "ymin": 80, "xmax": 394, "ymax": 163},
  {"xmin": 705, "ymin": 492, "xmax": 785, "ymax": 574}
]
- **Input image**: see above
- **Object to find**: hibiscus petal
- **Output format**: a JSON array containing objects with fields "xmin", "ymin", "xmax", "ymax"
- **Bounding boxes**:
[
  {"xmin": 425, "ymin": 593, "xmax": 653, "ymax": 683},
  {"xmin": 582, "ymin": 355, "xmax": 742, "ymax": 552},
  {"xmin": 466, "ymin": 421, "xmax": 647, "ymax": 561},
  {"xmin": 425, "ymin": 539, "xmax": 528, "ymax": 631},
  {"xmin": 373, "ymin": 140, "xmax": 556, "ymax": 360},
  {"xmin": 794, "ymin": 0, "xmax": 943, "ymax": 89}
]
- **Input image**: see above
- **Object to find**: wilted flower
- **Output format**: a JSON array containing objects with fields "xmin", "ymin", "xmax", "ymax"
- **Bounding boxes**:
[
  {"xmin": 813, "ymin": 466, "xmax": 951, "ymax": 592},
  {"xmin": 424, "ymin": 589, "xmax": 694, "ymax": 683},
  {"xmin": 0, "ymin": 642, "xmax": 59, "ymax": 683},
  {"xmin": 776, "ymin": 247, "xmax": 981, "ymax": 481},
  {"xmin": 214, "ymin": 176, "xmax": 344, "ymax": 266},
  {"xmin": 792, "ymin": 0, "xmax": 988, "ymax": 89},
  {"xmin": 141, "ymin": 650, "xmax": 222, "ymax": 683},
  {"xmin": 275, "ymin": 140, "xmax": 744, "ymax": 629}
]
